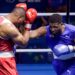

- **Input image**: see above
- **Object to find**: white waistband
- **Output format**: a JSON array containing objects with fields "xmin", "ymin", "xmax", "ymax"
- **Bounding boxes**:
[{"xmin": 0, "ymin": 51, "xmax": 14, "ymax": 58}]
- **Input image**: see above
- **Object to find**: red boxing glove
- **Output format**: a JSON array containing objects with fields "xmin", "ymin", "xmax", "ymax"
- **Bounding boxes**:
[
  {"xmin": 26, "ymin": 8, "xmax": 37, "ymax": 23},
  {"xmin": 25, "ymin": 8, "xmax": 37, "ymax": 30},
  {"xmin": 16, "ymin": 3, "xmax": 27, "ymax": 11}
]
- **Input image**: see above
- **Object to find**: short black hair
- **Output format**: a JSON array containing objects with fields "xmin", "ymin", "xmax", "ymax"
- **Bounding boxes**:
[{"xmin": 49, "ymin": 14, "xmax": 62, "ymax": 23}]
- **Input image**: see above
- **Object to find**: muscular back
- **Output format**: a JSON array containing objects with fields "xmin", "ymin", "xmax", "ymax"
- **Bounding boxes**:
[
  {"xmin": 0, "ymin": 16, "xmax": 21, "ymax": 39},
  {"xmin": 0, "ymin": 16, "xmax": 15, "ymax": 51},
  {"xmin": 0, "ymin": 16, "xmax": 12, "ymax": 39}
]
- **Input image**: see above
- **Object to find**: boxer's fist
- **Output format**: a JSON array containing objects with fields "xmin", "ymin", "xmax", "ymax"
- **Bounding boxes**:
[
  {"xmin": 25, "ymin": 8, "xmax": 37, "ymax": 23},
  {"xmin": 25, "ymin": 8, "xmax": 37, "ymax": 30},
  {"xmin": 16, "ymin": 3, "xmax": 27, "ymax": 11},
  {"xmin": 53, "ymin": 44, "xmax": 74, "ymax": 56}
]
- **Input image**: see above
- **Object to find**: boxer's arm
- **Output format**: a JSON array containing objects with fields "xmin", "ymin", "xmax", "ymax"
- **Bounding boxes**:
[
  {"xmin": 41, "ymin": 17, "xmax": 47, "ymax": 26},
  {"xmin": 30, "ymin": 26, "xmax": 47, "ymax": 38},
  {"xmin": 5, "ymin": 23, "xmax": 30, "ymax": 46},
  {"xmin": 25, "ymin": 8, "xmax": 47, "ymax": 38}
]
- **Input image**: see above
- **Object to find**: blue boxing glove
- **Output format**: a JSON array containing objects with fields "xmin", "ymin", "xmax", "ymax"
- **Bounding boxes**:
[{"xmin": 53, "ymin": 44, "xmax": 74, "ymax": 56}]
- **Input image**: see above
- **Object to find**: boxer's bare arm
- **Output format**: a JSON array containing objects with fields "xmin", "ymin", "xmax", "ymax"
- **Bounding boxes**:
[
  {"xmin": 30, "ymin": 26, "xmax": 47, "ymax": 38},
  {"xmin": 0, "ymin": 23, "xmax": 30, "ymax": 46}
]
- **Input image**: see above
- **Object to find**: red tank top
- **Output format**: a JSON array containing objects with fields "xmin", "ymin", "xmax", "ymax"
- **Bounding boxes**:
[
  {"xmin": 0, "ymin": 38, "xmax": 14, "ymax": 51},
  {"xmin": 0, "ymin": 16, "xmax": 15, "ymax": 51}
]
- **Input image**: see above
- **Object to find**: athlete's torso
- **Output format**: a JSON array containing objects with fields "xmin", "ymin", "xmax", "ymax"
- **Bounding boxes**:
[
  {"xmin": 0, "ymin": 16, "xmax": 14, "ymax": 51},
  {"xmin": 45, "ymin": 24, "xmax": 75, "ymax": 59}
]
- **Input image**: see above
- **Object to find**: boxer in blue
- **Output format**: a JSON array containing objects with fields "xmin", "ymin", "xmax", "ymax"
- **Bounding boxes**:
[{"xmin": 29, "ymin": 14, "xmax": 75, "ymax": 75}]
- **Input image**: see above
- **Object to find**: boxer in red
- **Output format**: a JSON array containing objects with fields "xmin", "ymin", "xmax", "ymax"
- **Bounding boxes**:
[{"xmin": 0, "ymin": 3, "xmax": 37, "ymax": 75}]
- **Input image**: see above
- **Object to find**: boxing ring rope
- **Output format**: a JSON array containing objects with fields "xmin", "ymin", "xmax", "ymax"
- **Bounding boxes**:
[
  {"xmin": 38, "ymin": 12, "xmax": 75, "ymax": 16},
  {"xmin": 16, "ymin": 49, "xmax": 52, "ymax": 52},
  {"xmin": 0, "ymin": 12, "xmax": 75, "ymax": 16},
  {"xmin": 0, "ymin": 12, "xmax": 75, "ymax": 53}
]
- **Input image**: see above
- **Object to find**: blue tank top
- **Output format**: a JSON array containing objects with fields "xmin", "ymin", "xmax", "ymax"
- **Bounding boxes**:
[{"xmin": 45, "ymin": 24, "xmax": 75, "ymax": 50}]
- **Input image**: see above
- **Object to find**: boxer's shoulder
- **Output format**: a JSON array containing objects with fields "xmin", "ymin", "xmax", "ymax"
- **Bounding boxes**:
[
  {"xmin": 0, "ymin": 16, "xmax": 14, "ymax": 28},
  {"xmin": 65, "ymin": 24, "xmax": 75, "ymax": 32},
  {"xmin": 0, "ymin": 16, "xmax": 17, "ymax": 37}
]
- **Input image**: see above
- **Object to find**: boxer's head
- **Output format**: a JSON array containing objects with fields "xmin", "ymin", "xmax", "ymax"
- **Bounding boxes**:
[
  {"xmin": 11, "ymin": 7, "xmax": 26, "ymax": 24},
  {"xmin": 49, "ymin": 14, "xmax": 64, "ymax": 35}
]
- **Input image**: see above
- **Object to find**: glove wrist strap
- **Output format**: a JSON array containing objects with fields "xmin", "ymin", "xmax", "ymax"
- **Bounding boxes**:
[{"xmin": 25, "ymin": 24, "xmax": 31, "ymax": 31}]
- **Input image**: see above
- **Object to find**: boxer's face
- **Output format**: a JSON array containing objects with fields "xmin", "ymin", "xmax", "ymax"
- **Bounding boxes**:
[
  {"xmin": 14, "ymin": 16, "xmax": 25, "ymax": 30},
  {"xmin": 13, "ymin": 15, "xmax": 25, "ymax": 25},
  {"xmin": 49, "ymin": 23, "xmax": 62, "ymax": 35},
  {"xmin": 17, "ymin": 16, "xmax": 25, "ymax": 24}
]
